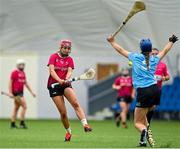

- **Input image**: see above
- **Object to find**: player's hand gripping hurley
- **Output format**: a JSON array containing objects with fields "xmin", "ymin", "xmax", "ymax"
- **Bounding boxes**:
[
  {"xmin": 112, "ymin": 1, "xmax": 145, "ymax": 37},
  {"xmin": 1, "ymin": 91, "xmax": 21, "ymax": 103},
  {"xmin": 51, "ymin": 68, "xmax": 96, "ymax": 88}
]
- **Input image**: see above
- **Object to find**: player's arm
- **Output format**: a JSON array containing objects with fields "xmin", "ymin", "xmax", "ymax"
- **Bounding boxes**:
[
  {"xmin": 162, "ymin": 75, "xmax": 170, "ymax": 81},
  {"xmin": 158, "ymin": 35, "xmax": 178, "ymax": 60},
  {"xmin": 8, "ymin": 79, "xmax": 13, "ymax": 97},
  {"xmin": 112, "ymin": 78, "xmax": 121, "ymax": 90},
  {"xmin": 107, "ymin": 35, "xmax": 129, "ymax": 58},
  {"xmin": 25, "ymin": 82, "xmax": 36, "ymax": 97},
  {"xmin": 162, "ymin": 64, "xmax": 170, "ymax": 81},
  {"xmin": 65, "ymin": 67, "xmax": 73, "ymax": 80},
  {"xmin": 131, "ymin": 88, "xmax": 135, "ymax": 99},
  {"xmin": 49, "ymin": 64, "xmax": 65, "ymax": 85},
  {"xmin": 112, "ymin": 83, "xmax": 121, "ymax": 90}
]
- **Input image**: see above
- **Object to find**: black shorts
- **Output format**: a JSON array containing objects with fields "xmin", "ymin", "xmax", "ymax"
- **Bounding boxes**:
[
  {"xmin": 13, "ymin": 92, "xmax": 24, "ymax": 97},
  {"xmin": 117, "ymin": 96, "xmax": 132, "ymax": 104},
  {"xmin": 48, "ymin": 83, "xmax": 72, "ymax": 97},
  {"xmin": 136, "ymin": 84, "xmax": 161, "ymax": 108}
]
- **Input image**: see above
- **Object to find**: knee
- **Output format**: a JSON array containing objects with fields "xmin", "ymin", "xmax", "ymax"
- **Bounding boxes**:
[
  {"xmin": 60, "ymin": 111, "xmax": 67, "ymax": 119},
  {"xmin": 14, "ymin": 106, "xmax": 20, "ymax": 111},
  {"xmin": 22, "ymin": 105, "xmax": 27, "ymax": 111}
]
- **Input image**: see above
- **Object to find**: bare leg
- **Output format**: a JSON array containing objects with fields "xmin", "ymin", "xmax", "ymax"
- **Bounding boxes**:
[
  {"xmin": 134, "ymin": 107, "xmax": 149, "ymax": 132},
  {"xmin": 52, "ymin": 96, "xmax": 70, "ymax": 130},
  {"xmin": 64, "ymin": 88, "xmax": 86, "ymax": 121},
  {"xmin": 134, "ymin": 107, "xmax": 149, "ymax": 145},
  {"xmin": 11, "ymin": 101, "xmax": 20, "ymax": 123},
  {"xmin": 20, "ymin": 97, "xmax": 27, "ymax": 121},
  {"xmin": 64, "ymin": 88, "xmax": 92, "ymax": 132},
  {"xmin": 120, "ymin": 102, "xmax": 129, "ymax": 127}
]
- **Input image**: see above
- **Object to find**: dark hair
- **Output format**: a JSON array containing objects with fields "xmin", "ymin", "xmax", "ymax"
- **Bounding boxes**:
[
  {"xmin": 152, "ymin": 48, "xmax": 159, "ymax": 51},
  {"xmin": 142, "ymin": 52, "xmax": 150, "ymax": 70}
]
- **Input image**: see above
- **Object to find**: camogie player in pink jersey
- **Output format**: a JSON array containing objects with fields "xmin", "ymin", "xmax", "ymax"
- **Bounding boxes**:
[
  {"xmin": 112, "ymin": 68, "xmax": 135, "ymax": 128},
  {"xmin": 9, "ymin": 59, "xmax": 36, "ymax": 129},
  {"xmin": 47, "ymin": 40, "xmax": 92, "ymax": 142},
  {"xmin": 153, "ymin": 48, "xmax": 170, "ymax": 88},
  {"xmin": 146, "ymin": 48, "xmax": 170, "ymax": 143}
]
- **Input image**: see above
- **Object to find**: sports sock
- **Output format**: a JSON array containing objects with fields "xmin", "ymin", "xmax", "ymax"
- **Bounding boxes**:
[
  {"xmin": 20, "ymin": 120, "xmax": 25, "ymax": 125},
  {"xmin": 147, "ymin": 110, "xmax": 154, "ymax": 125},
  {"xmin": 140, "ymin": 129, "xmax": 147, "ymax": 143},
  {"xmin": 66, "ymin": 127, "xmax": 72, "ymax": 134},
  {"xmin": 81, "ymin": 119, "xmax": 88, "ymax": 126},
  {"xmin": 11, "ymin": 122, "xmax": 15, "ymax": 126}
]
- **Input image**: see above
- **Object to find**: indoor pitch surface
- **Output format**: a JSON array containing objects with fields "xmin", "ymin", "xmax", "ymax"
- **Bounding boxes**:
[{"xmin": 0, "ymin": 119, "xmax": 180, "ymax": 148}]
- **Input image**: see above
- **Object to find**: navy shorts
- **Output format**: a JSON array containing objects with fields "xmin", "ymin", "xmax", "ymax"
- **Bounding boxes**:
[
  {"xmin": 136, "ymin": 84, "xmax": 161, "ymax": 108},
  {"xmin": 48, "ymin": 83, "xmax": 72, "ymax": 97},
  {"xmin": 13, "ymin": 92, "xmax": 24, "ymax": 97},
  {"xmin": 117, "ymin": 96, "xmax": 133, "ymax": 104}
]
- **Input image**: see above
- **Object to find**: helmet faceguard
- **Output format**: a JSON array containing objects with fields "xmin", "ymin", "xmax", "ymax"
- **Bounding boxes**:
[{"xmin": 16, "ymin": 59, "xmax": 25, "ymax": 71}]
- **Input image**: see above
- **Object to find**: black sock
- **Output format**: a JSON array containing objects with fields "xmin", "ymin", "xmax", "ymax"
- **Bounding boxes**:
[
  {"xmin": 11, "ymin": 122, "xmax": 15, "ymax": 126},
  {"xmin": 147, "ymin": 110, "xmax": 154, "ymax": 125},
  {"xmin": 140, "ymin": 129, "xmax": 147, "ymax": 143},
  {"xmin": 114, "ymin": 112, "xmax": 120, "ymax": 119},
  {"xmin": 20, "ymin": 120, "xmax": 25, "ymax": 125}
]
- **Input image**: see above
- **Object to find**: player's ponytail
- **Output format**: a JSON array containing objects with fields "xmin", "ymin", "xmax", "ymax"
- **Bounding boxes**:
[
  {"xmin": 140, "ymin": 38, "xmax": 152, "ymax": 70},
  {"xmin": 143, "ymin": 52, "xmax": 150, "ymax": 70}
]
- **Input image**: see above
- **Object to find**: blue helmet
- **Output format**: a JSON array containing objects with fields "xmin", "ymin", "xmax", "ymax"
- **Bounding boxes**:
[{"xmin": 140, "ymin": 39, "xmax": 152, "ymax": 52}]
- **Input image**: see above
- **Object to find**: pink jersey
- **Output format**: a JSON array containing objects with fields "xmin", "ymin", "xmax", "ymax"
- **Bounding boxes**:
[
  {"xmin": 47, "ymin": 53, "xmax": 74, "ymax": 87},
  {"xmin": 155, "ymin": 61, "xmax": 169, "ymax": 88},
  {"xmin": 114, "ymin": 76, "xmax": 133, "ymax": 97},
  {"xmin": 11, "ymin": 69, "xmax": 26, "ymax": 93}
]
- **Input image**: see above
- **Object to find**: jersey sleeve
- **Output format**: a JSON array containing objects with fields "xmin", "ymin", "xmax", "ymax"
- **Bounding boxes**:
[
  {"xmin": 128, "ymin": 52, "xmax": 135, "ymax": 62},
  {"xmin": 68, "ymin": 57, "xmax": 74, "ymax": 69},
  {"xmin": 154, "ymin": 55, "xmax": 160, "ymax": 65},
  {"xmin": 114, "ymin": 77, "xmax": 120, "ymax": 85},
  {"xmin": 47, "ymin": 54, "xmax": 56, "ymax": 66},
  {"xmin": 10, "ymin": 71, "xmax": 16, "ymax": 81}
]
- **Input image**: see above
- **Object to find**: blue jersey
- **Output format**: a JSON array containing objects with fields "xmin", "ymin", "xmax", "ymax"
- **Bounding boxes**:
[{"xmin": 128, "ymin": 52, "xmax": 160, "ymax": 89}]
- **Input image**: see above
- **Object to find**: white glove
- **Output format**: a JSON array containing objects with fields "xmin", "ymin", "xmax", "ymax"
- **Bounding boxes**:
[{"xmin": 155, "ymin": 75, "xmax": 162, "ymax": 81}]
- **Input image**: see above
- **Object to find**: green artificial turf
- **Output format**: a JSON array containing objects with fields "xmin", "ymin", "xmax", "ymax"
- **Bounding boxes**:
[{"xmin": 0, "ymin": 119, "xmax": 180, "ymax": 148}]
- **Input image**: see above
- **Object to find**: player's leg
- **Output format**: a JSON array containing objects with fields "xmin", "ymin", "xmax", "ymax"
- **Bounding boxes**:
[
  {"xmin": 11, "ymin": 101, "xmax": 20, "ymax": 128},
  {"xmin": 64, "ymin": 87, "xmax": 92, "ymax": 132},
  {"xmin": 115, "ymin": 98, "xmax": 121, "ymax": 127},
  {"xmin": 19, "ymin": 97, "xmax": 28, "ymax": 129},
  {"xmin": 146, "ymin": 106, "xmax": 156, "ymax": 147},
  {"xmin": 134, "ymin": 107, "xmax": 149, "ymax": 146},
  {"xmin": 120, "ymin": 101, "xmax": 128, "ymax": 128},
  {"xmin": 146, "ymin": 105, "xmax": 156, "ymax": 126},
  {"xmin": 52, "ymin": 95, "xmax": 72, "ymax": 141}
]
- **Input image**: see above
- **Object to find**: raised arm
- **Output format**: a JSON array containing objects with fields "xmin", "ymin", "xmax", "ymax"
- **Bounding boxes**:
[
  {"xmin": 158, "ymin": 35, "xmax": 178, "ymax": 60},
  {"xmin": 107, "ymin": 35, "xmax": 130, "ymax": 58}
]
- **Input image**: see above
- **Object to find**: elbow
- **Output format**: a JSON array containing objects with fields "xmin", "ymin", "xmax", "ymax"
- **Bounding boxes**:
[{"xmin": 49, "ymin": 69, "xmax": 55, "ymax": 75}]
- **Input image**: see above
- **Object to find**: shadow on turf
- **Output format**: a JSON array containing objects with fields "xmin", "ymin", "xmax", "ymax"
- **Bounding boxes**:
[{"xmin": 160, "ymin": 142, "xmax": 172, "ymax": 148}]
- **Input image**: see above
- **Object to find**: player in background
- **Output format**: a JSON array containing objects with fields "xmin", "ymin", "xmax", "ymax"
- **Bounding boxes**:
[
  {"xmin": 112, "ymin": 68, "xmax": 135, "ymax": 128},
  {"xmin": 9, "ymin": 59, "xmax": 36, "ymax": 129},
  {"xmin": 47, "ymin": 40, "xmax": 92, "ymax": 142},
  {"xmin": 107, "ymin": 34, "xmax": 178, "ymax": 147},
  {"xmin": 146, "ymin": 48, "xmax": 170, "ymax": 139}
]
